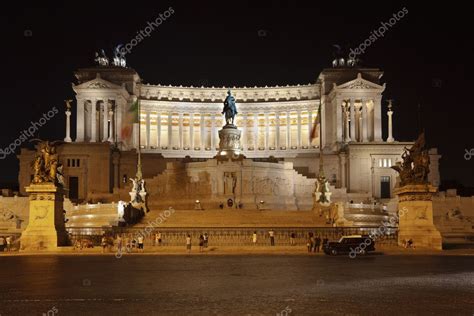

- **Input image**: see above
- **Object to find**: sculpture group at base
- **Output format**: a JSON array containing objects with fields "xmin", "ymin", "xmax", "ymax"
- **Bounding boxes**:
[
  {"xmin": 31, "ymin": 140, "xmax": 64, "ymax": 186},
  {"xmin": 21, "ymin": 141, "xmax": 68, "ymax": 251},
  {"xmin": 391, "ymin": 132, "xmax": 442, "ymax": 250},
  {"xmin": 391, "ymin": 132, "xmax": 430, "ymax": 186}
]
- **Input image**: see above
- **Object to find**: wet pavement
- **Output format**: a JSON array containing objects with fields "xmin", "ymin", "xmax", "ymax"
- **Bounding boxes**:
[{"xmin": 0, "ymin": 255, "xmax": 473, "ymax": 315}]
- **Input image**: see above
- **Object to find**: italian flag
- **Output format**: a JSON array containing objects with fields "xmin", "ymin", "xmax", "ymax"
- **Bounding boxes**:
[{"xmin": 121, "ymin": 99, "xmax": 139, "ymax": 142}]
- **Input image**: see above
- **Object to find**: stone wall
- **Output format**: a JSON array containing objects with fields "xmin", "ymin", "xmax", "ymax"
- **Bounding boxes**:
[
  {"xmin": 432, "ymin": 192, "xmax": 474, "ymax": 242},
  {"xmin": 0, "ymin": 196, "xmax": 29, "ymax": 235},
  {"xmin": 145, "ymin": 159, "xmax": 317, "ymax": 210}
]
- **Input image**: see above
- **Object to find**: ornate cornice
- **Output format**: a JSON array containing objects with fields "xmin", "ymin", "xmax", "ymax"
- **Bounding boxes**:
[
  {"xmin": 139, "ymin": 99, "xmax": 319, "ymax": 113},
  {"xmin": 138, "ymin": 83, "xmax": 320, "ymax": 103}
]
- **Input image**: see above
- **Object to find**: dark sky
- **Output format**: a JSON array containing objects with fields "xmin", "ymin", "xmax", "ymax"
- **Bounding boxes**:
[{"xmin": 0, "ymin": 1, "xmax": 473, "ymax": 187}]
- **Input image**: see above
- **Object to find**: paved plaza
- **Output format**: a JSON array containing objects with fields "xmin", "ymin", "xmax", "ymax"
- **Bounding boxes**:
[{"xmin": 0, "ymin": 254, "xmax": 473, "ymax": 315}]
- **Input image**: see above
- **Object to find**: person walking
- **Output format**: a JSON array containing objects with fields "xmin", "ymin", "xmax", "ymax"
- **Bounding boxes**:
[
  {"xmin": 137, "ymin": 235, "xmax": 144, "ymax": 252},
  {"xmin": 155, "ymin": 232, "xmax": 162, "ymax": 246},
  {"xmin": 306, "ymin": 235, "xmax": 312, "ymax": 253},
  {"xmin": 125, "ymin": 234, "xmax": 132, "ymax": 253},
  {"xmin": 310, "ymin": 234, "xmax": 315, "ymax": 253},
  {"xmin": 101, "ymin": 236, "xmax": 107, "ymax": 253},
  {"xmin": 269, "ymin": 229, "xmax": 275, "ymax": 246},
  {"xmin": 158, "ymin": 231, "xmax": 162, "ymax": 246},
  {"xmin": 0, "ymin": 236, "xmax": 5, "ymax": 252},
  {"xmin": 131, "ymin": 236, "xmax": 137, "ymax": 252},
  {"xmin": 314, "ymin": 235, "xmax": 321, "ymax": 253},
  {"xmin": 199, "ymin": 234, "xmax": 204, "ymax": 252},
  {"xmin": 252, "ymin": 231, "xmax": 257, "ymax": 245},
  {"xmin": 290, "ymin": 232, "xmax": 296, "ymax": 246},
  {"xmin": 186, "ymin": 234, "xmax": 192, "ymax": 253},
  {"xmin": 322, "ymin": 236, "xmax": 329, "ymax": 251},
  {"xmin": 5, "ymin": 236, "xmax": 12, "ymax": 252},
  {"xmin": 203, "ymin": 233, "xmax": 208, "ymax": 248},
  {"xmin": 116, "ymin": 234, "xmax": 123, "ymax": 254}
]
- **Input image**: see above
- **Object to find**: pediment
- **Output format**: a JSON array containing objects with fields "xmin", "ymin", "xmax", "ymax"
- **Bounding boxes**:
[
  {"xmin": 335, "ymin": 73, "xmax": 384, "ymax": 91},
  {"xmin": 73, "ymin": 74, "xmax": 124, "ymax": 91}
]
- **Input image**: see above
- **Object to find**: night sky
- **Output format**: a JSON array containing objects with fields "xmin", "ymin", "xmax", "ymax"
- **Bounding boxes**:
[{"xmin": 1, "ymin": 1, "xmax": 473, "ymax": 190}]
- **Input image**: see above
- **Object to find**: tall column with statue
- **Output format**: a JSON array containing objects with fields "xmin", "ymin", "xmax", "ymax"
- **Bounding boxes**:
[
  {"xmin": 20, "ymin": 141, "xmax": 68, "ymax": 251},
  {"xmin": 64, "ymin": 100, "xmax": 72, "ymax": 143},
  {"xmin": 391, "ymin": 132, "xmax": 442, "ymax": 250}
]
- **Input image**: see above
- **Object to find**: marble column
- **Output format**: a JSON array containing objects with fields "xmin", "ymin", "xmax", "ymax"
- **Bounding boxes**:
[
  {"xmin": 362, "ymin": 99, "xmax": 368, "ymax": 142},
  {"xmin": 264, "ymin": 113, "xmax": 269, "ymax": 149},
  {"xmin": 275, "ymin": 112, "xmax": 280, "ymax": 149},
  {"xmin": 102, "ymin": 100, "xmax": 108, "ymax": 142},
  {"xmin": 200, "ymin": 114, "xmax": 205, "ymax": 150},
  {"xmin": 64, "ymin": 107, "xmax": 72, "ymax": 143},
  {"xmin": 374, "ymin": 97, "xmax": 383, "ymax": 141},
  {"xmin": 157, "ymin": 113, "xmax": 161, "ymax": 148},
  {"xmin": 75, "ymin": 98, "xmax": 84, "ymax": 142},
  {"xmin": 286, "ymin": 112, "xmax": 290, "ymax": 148},
  {"xmin": 297, "ymin": 110, "xmax": 302, "ymax": 148},
  {"xmin": 387, "ymin": 101, "xmax": 395, "ymax": 142},
  {"xmin": 242, "ymin": 114, "xmax": 248, "ymax": 150},
  {"xmin": 189, "ymin": 113, "xmax": 194, "ymax": 149},
  {"xmin": 307, "ymin": 110, "xmax": 312, "ymax": 147},
  {"xmin": 107, "ymin": 107, "xmax": 114, "ymax": 142},
  {"xmin": 336, "ymin": 98, "xmax": 342, "ymax": 142},
  {"xmin": 90, "ymin": 99, "xmax": 97, "ymax": 142},
  {"xmin": 211, "ymin": 114, "xmax": 216, "ymax": 150},
  {"xmin": 146, "ymin": 111, "xmax": 151, "ymax": 148},
  {"xmin": 167, "ymin": 112, "xmax": 172, "ymax": 148},
  {"xmin": 253, "ymin": 113, "xmax": 258, "ymax": 149},
  {"xmin": 350, "ymin": 98, "xmax": 355, "ymax": 142},
  {"xmin": 344, "ymin": 103, "xmax": 351, "ymax": 142},
  {"xmin": 115, "ymin": 99, "xmax": 122, "ymax": 144},
  {"xmin": 178, "ymin": 112, "xmax": 183, "ymax": 149}
]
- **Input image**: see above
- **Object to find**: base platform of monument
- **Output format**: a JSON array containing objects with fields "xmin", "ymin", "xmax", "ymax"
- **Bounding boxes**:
[
  {"xmin": 20, "ymin": 183, "xmax": 69, "ymax": 251},
  {"xmin": 395, "ymin": 184, "xmax": 443, "ymax": 250},
  {"xmin": 135, "ymin": 209, "xmax": 330, "ymax": 228}
]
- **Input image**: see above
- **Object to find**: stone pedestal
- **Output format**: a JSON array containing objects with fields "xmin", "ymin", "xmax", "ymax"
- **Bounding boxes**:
[
  {"xmin": 217, "ymin": 125, "xmax": 242, "ymax": 160},
  {"xmin": 20, "ymin": 183, "xmax": 68, "ymax": 251},
  {"xmin": 394, "ymin": 184, "xmax": 442, "ymax": 250}
]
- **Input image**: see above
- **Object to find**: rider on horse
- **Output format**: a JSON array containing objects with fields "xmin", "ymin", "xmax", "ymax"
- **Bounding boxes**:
[{"xmin": 222, "ymin": 89, "xmax": 237, "ymax": 125}]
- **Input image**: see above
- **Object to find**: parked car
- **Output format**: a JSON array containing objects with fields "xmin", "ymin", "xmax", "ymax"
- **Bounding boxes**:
[{"xmin": 323, "ymin": 235, "xmax": 375, "ymax": 256}]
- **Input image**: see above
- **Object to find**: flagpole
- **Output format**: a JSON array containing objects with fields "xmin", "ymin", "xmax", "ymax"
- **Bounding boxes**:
[
  {"xmin": 318, "ymin": 83, "xmax": 324, "ymax": 178},
  {"xmin": 136, "ymin": 98, "xmax": 142, "ymax": 180}
]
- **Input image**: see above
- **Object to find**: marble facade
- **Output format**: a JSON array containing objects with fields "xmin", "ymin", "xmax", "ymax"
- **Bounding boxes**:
[{"xmin": 17, "ymin": 64, "xmax": 442, "ymax": 206}]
